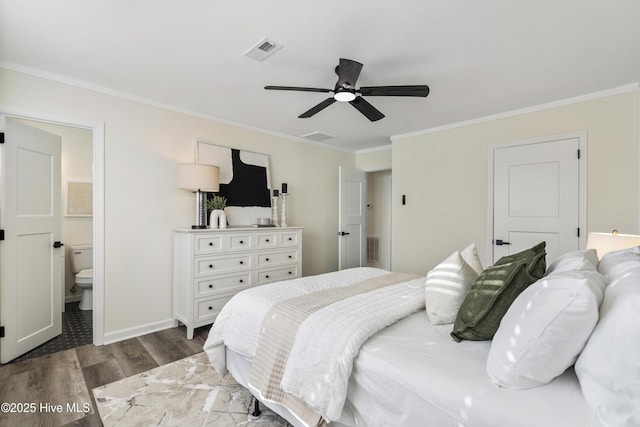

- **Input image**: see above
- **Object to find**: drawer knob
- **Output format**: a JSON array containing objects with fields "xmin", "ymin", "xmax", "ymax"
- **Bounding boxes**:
[
  {"xmin": 239, "ymin": 240, "xmax": 244, "ymax": 244},
  {"xmin": 239, "ymin": 279, "xmax": 244, "ymax": 283},
  {"xmin": 265, "ymin": 275, "xmax": 270, "ymax": 279},
  {"xmin": 208, "ymin": 306, "xmax": 213, "ymax": 310},
  {"xmin": 266, "ymin": 238, "xmax": 270, "ymax": 242},
  {"xmin": 208, "ymin": 284, "xmax": 213, "ymax": 289},
  {"xmin": 288, "ymin": 271, "xmax": 293, "ymax": 275},
  {"xmin": 209, "ymin": 242, "xmax": 213, "ymax": 246},
  {"xmin": 239, "ymin": 260, "xmax": 244, "ymax": 265},
  {"xmin": 288, "ymin": 255, "xmax": 292, "ymax": 259},
  {"xmin": 209, "ymin": 264, "xmax": 213, "ymax": 269},
  {"xmin": 288, "ymin": 237, "xmax": 292, "ymax": 241},
  {"xmin": 265, "ymin": 258, "xmax": 270, "ymax": 262}
]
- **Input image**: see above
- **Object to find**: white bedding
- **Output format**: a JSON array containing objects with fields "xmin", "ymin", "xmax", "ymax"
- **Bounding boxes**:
[
  {"xmin": 204, "ymin": 267, "xmax": 424, "ymax": 425},
  {"xmin": 346, "ymin": 311, "xmax": 600, "ymax": 427},
  {"xmin": 205, "ymin": 267, "xmax": 601, "ymax": 427}
]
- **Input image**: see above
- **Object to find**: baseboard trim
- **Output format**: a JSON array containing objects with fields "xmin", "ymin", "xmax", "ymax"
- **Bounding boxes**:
[{"xmin": 102, "ymin": 318, "xmax": 177, "ymax": 345}]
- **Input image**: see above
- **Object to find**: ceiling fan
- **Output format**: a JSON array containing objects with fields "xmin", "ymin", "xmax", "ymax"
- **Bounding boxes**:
[{"xmin": 265, "ymin": 58, "xmax": 429, "ymax": 122}]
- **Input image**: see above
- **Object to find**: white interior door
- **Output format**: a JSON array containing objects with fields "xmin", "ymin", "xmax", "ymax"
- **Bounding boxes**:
[
  {"xmin": 0, "ymin": 117, "xmax": 63, "ymax": 363},
  {"xmin": 338, "ymin": 166, "xmax": 366, "ymax": 270},
  {"xmin": 492, "ymin": 135, "xmax": 583, "ymax": 265}
]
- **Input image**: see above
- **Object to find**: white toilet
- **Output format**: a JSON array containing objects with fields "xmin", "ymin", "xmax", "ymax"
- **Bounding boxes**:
[{"xmin": 70, "ymin": 244, "xmax": 93, "ymax": 311}]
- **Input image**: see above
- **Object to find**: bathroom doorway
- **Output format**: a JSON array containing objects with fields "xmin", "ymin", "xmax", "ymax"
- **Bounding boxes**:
[
  {"xmin": 0, "ymin": 106, "xmax": 105, "ymax": 362},
  {"xmin": 10, "ymin": 119, "xmax": 93, "ymax": 362}
]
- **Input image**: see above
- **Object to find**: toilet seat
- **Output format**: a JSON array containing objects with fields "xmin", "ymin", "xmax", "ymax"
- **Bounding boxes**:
[{"xmin": 75, "ymin": 268, "xmax": 93, "ymax": 285}]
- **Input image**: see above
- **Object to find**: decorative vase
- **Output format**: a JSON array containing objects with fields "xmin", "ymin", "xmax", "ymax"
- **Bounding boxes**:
[{"xmin": 210, "ymin": 209, "xmax": 226, "ymax": 229}]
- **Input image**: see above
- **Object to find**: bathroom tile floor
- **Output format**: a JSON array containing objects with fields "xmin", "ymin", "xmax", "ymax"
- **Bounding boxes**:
[{"xmin": 11, "ymin": 301, "xmax": 93, "ymax": 363}]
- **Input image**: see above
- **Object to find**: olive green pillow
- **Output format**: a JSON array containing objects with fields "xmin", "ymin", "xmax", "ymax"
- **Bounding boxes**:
[{"xmin": 451, "ymin": 242, "xmax": 546, "ymax": 342}]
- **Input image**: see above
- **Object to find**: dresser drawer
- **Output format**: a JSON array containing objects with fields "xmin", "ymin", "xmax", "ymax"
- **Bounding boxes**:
[
  {"xmin": 194, "ymin": 235, "xmax": 225, "ymax": 254},
  {"xmin": 280, "ymin": 231, "xmax": 300, "ymax": 247},
  {"xmin": 195, "ymin": 254, "xmax": 252, "ymax": 276},
  {"xmin": 194, "ymin": 295, "xmax": 233, "ymax": 323},
  {"xmin": 257, "ymin": 231, "xmax": 301, "ymax": 249},
  {"xmin": 256, "ymin": 232, "xmax": 278, "ymax": 249},
  {"xmin": 229, "ymin": 234, "xmax": 253, "ymax": 251},
  {"xmin": 256, "ymin": 250, "xmax": 298, "ymax": 268},
  {"xmin": 195, "ymin": 272, "xmax": 252, "ymax": 298},
  {"xmin": 195, "ymin": 233, "xmax": 253, "ymax": 255},
  {"xmin": 257, "ymin": 265, "xmax": 299, "ymax": 285}
]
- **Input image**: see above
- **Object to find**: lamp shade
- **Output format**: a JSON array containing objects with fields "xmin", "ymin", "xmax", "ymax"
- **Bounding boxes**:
[
  {"xmin": 586, "ymin": 231, "xmax": 640, "ymax": 259},
  {"xmin": 177, "ymin": 163, "xmax": 219, "ymax": 192}
]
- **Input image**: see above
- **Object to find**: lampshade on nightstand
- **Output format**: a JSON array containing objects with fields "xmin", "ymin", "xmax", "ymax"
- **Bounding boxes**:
[
  {"xmin": 586, "ymin": 231, "xmax": 640, "ymax": 259},
  {"xmin": 177, "ymin": 163, "xmax": 220, "ymax": 229}
]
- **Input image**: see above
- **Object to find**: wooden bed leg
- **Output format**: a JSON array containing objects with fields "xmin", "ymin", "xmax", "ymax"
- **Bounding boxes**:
[{"xmin": 251, "ymin": 398, "xmax": 262, "ymax": 417}]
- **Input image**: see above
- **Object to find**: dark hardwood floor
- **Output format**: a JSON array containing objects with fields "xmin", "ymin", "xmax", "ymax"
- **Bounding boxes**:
[{"xmin": 0, "ymin": 325, "xmax": 210, "ymax": 427}]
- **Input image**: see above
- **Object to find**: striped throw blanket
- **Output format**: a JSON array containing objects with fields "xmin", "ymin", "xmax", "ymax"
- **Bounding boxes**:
[{"xmin": 204, "ymin": 267, "xmax": 425, "ymax": 426}]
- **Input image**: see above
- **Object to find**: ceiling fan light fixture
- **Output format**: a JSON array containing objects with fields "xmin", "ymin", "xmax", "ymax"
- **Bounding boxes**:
[
  {"xmin": 265, "ymin": 58, "xmax": 428, "ymax": 121},
  {"xmin": 334, "ymin": 90, "xmax": 356, "ymax": 102}
]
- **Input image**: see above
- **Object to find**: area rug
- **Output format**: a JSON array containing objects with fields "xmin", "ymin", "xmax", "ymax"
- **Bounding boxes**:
[{"xmin": 93, "ymin": 352, "xmax": 291, "ymax": 426}]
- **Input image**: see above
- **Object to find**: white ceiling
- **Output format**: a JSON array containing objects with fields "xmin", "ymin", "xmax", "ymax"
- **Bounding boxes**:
[{"xmin": 1, "ymin": 0, "xmax": 639, "ymax": 152}]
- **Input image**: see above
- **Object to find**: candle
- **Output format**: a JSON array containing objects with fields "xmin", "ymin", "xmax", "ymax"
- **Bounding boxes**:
[
  {"xmin": 273, "ymin": 189, "xmax": 279, "ymax": 197},
  {"xmin": 282, "ymin": 183, "xmax": 288, "ymax": 194}
]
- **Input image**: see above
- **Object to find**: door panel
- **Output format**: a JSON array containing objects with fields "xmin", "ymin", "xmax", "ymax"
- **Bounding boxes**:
[
  {"xmin": 0, "ymin": 117, "xmax": 62, "ymax": 363},
  {"xmin": 493, "ymin": 137, "xmax": 581, "ymax": 265},
  {"xmin": 508, "ymin": 162, "xmax": 559, "ymax": 217},
  {"xmin": 338, "ymin": 166, "xmax": 366, "ymax": 270},
  {"xmin": 18, "ymin": 234, "xmax": 55, "ymax": 339}
]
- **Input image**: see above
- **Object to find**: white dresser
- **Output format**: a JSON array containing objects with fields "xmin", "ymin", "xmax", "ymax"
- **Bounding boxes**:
[{"xmin": 172, "ymin": 226, "xmax": 303, "ymax": 339}]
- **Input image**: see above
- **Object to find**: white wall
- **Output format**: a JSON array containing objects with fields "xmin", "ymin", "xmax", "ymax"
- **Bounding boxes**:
[
  {"xmin": 1, "ymin": 68, "xmax": 355, "ymax": 339},
  {"xmin": 356, "ymin": 146, "xmax": 391, "ymax": 171},
  {"xmin": 392, "ymin": 89, "xmax": 640, "ymax": 274}
]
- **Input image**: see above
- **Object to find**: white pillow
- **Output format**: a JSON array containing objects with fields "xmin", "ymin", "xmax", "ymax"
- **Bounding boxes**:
[
  {"xmin": 546, "ymin": 249, "xmax": 599, "ymax": 276},
  {"xmin": 425, "ymin": 250, "xmax": 478, "ymax": 325},
  {"xmin": 460, "ymin": 243, "xmax": 484, "ymax": 275},
  {"xmin": 597, "ymin": 246, "xmax": 640, "ymax": 282},
  {"xmin": 575, "ymin": 270, "xmax": 640, "ymax": 427},
  {"xmin": 486, "ymin": 266, "xmax": 605, "ymax": 389}
]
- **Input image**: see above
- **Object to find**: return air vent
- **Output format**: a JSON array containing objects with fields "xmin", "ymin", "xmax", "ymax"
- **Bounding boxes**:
[
  {"xmin": 244, "ymin": 37, "xmax": 283, "ymax": 62},
  {"xmin": 367, "ymin": 236, "xmax": 381, "ymax": 263},
  {"xmin": 300, "ymin": 131, "xmax": 336, "ymax": 142}
]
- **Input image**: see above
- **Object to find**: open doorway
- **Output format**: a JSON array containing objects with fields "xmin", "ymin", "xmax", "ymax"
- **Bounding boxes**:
[
  {"xmin": 366, "ymin": 170, "xmax": 392, "ymax": 270},
  {"xmin": 12, "ymin": 120, "xmax": 93, "ymax": 362},
  {"xmin": 0, "ymin": 106, "xmax": 105, "ymax": 363}
]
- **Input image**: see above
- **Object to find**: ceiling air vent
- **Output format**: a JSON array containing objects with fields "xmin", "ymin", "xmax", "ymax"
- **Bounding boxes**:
[
  {"xmin": 244, "ymin": 37, "xmax": 283, "ymax": 62},
  {"xmin": 300, "ymin": 131, "xmax": 336, "ymax": 142}
]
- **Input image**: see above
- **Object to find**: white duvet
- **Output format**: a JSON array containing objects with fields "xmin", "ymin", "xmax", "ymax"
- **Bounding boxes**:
[{"xmin": 204, "ymin": 267, "xmax": 426, "ymax": 424}]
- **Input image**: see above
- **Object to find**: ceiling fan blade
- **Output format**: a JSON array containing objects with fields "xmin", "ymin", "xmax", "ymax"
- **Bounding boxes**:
[
  {"xmin": 359, "ymin": 85, "xmax": 430, "ymax": 97},
  {"xmin": 336, "ymin": 58, "xmax": 363, "ymax": 89},
  {"xmin": 265, "ymin": 85, "xmax": 332, "ymax": 93},
  {"xmin": 349, "ymin": 96, "xmax": 385, "ymax": 122},
  {"xmin": 299, "ymin": 97, "xmax": 337, "ymax": 118}
]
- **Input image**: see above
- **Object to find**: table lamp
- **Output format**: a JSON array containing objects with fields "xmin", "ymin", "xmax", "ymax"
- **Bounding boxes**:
[
  {"xmin": 586, "ymin": 230, "xmax": 640, "ymax": 259},
  {"xmin": 177, "ymin": 163, "xmax": 219, "ymax": 229}
]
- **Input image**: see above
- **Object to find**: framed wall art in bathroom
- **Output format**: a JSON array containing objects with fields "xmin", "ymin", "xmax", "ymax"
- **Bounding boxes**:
[
  {"xmin": 65, "ymin": 180, "xmax": 93, "ymax": 217},
  {"xmin": 196, "ymin": 141, "xmax": 271, "ymax": 226}
]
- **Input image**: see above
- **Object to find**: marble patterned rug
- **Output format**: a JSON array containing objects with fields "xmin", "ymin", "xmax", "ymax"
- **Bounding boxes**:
[{"xmin": 93, "ymin": 352, "xmax": 291, "ymax": 426}]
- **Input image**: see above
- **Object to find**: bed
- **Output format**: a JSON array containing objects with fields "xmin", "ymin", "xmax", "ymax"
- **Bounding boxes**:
[{"xmin": 203, "ymin": 243, "xmax": 640, "ymax": 427}]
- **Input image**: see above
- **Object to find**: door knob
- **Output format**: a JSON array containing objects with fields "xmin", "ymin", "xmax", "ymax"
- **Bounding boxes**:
[
  {"xmin": 53, "ymin": 241, "xmax": 64, "ymax": 248},
  {"xmin": 337, "ymin": 231, "xmax": 350, "ymax": 236},
  {"xmin": 495, "ymin": 239, "xmax": 511, "ymax": 246}
]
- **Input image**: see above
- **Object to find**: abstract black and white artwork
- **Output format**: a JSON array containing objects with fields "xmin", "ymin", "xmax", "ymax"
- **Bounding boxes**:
[{"xmin": 196, "ymin": 141, "xmax": 272, "ymax": 226}]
